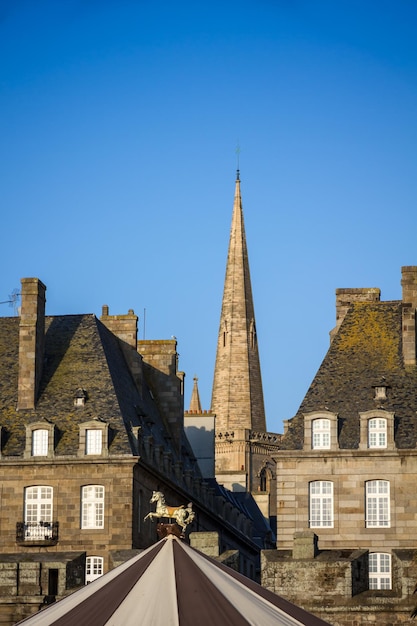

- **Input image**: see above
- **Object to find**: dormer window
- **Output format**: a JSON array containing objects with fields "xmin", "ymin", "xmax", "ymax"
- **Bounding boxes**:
[
  {"xmin": 312, "ymin": 419, "xmax": 331, "ymax": 449},
  {"xmin": 32, "ymin": 429, "xmax": 48, "ymax": 456},
  {"xmin": 79, "ymin": 420, "xmax": 108, "ymax": 457},
  {"xmin": 303, "ymin": 411, "xmax": 338, "ymax": 451},
  {"xmin": 74, "ymin": 388, "xmax": 87, "ymax": 407},
  {"xmin": 359, "ymin": 410, "xmax": 394, "ymax": 450},
  {"xmin": 25, "ymin": 421, "xmax": 55, "ymax": 459},
  {"xmin": 368, "ymin": 418, "xmax": 387, "ymax": 448},
  {"xmin": 85, "ymin": 429, "xmax": 103, "ymax": 455},
  {"xmin": 374, "ymin": 386, "xmax": 387, "ymax": 400}
]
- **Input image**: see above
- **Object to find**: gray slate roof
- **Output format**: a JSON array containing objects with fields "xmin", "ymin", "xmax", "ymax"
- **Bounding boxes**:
[
  {"xmin": 281, "ymin": 300, "xmax": 417, "ymax": 450},
  {"xmin": 0, "ymin": 314, "xmax": 192, "ymax": 465}
]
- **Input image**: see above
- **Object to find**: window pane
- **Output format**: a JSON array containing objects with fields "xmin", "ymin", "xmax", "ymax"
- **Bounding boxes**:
[
  {"xmin": 369, "ymin": 553, "xmax": 391, "ymax": 590},
  {"xmin": 310, "ymin": 481, "xmax": 333, "ymax": 528},
  {"xmin": 86, "ymin": 430, "xmax": 102, "ymax": 455},
  {"xmin": 32, "ymin": 429, "xmax": 48, "ymax": 456},
  {"xmin": 81, "ymin": 485, "xmax": 104, "ymax": 529},
  {"xmin": 312, "ymin": 419, "xmax": 331, "ymax": 449},
  {"xmin": 24, "ymin": 486, "xmax": 53, "ymax": 539},
  {"xmin": 86, "ymin": 556, "xmax": 104, "ymax": 583},
  {"xmin": 366, "ymin": 481, "xmax": 390, "ymax": 527},
  {"xmin": 368, "ymin": 419, "xmax": 387, "ymax": 449}
]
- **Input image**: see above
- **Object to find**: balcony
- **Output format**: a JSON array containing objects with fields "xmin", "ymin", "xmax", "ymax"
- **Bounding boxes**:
[{"xmin": 16, "ymin": 521, "xmax": 59, "ymax": 546}]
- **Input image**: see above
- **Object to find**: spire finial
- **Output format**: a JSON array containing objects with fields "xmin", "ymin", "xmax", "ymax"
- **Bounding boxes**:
[{"xmin": 235, "ymin": 141, "xmax": 241, "ymax": 180}]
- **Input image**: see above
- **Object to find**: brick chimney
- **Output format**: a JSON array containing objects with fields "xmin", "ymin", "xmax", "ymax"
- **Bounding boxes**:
[
  {"xmin": 401, "ymin": 266, "xmax": 417, "ymax": 366},
  {"xmin": 18, "ymin": 278, "xmax": 46, "ymax": 410}
]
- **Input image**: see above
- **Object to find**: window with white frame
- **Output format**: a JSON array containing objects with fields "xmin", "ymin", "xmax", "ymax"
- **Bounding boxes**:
[
  {"xmin": 85, "ymin": 429, "xmax": 103, "ymax": 455},
  {"xmin": 309, "ymin": 481, "xmax": 333, "ymax": 528},
  {"xmin": 312, "ymin": 419, "xmax": 331, "ymax": 449},
  {"xmin": 32, "ymin": 429, "xmax": 49, "ymax": 456},
  {"xmin": 368, "ymin": 418, "xmax": 387, "ymax": 448},
  {"xmin": 369, "ymin": 553, "xmax": 391, "ymax": 589},
  {"xmin": 25, "ymin": 486, "xmax": 53, "ymax": 523},
  {"xmin": 366, "ymin": 480, "xmax": 390, "ymax": 527},
  {"xmin": 85, "ymin": 556, "xmax": 104, "ymax": 583},
  {"xmin": 81, "ymin": 485, "xmax": 104, "ymax": 529},
  {"xmin": 24, "ymin": 486, "xmax": 53, "ymax": 539}
]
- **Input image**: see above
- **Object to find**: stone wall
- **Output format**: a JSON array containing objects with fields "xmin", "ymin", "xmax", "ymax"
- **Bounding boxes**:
[{"xmin": 261, "ymin": 537, "xmax": 417, "ymax": 625}]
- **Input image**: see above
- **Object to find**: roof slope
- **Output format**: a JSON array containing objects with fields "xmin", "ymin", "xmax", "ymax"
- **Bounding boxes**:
[
  {"xmin": 282, "ymin": 301, "xmax": 417, "ymax": 449},
  {"xmin": 17, "ymin": 535, "xmax": 331, "ymax": 626},
  {"xmin": 0, "ymin": 314, "xmax": 190, "ymax": 461}
]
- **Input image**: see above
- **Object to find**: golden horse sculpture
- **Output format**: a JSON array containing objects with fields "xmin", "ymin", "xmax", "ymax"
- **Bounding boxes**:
[{"xmin": 144, "ymin": 491, "xmax": 195, "ymax": 531}]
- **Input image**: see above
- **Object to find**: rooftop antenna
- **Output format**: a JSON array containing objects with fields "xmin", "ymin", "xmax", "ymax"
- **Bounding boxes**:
[
  {"xmin": 0, "ymin": 288, "xmax": 20, "ymax": 315},
  {"xmin": 235, "ymin": 140, "xmax": 241, "ymax": 180},
  {"xmin": 143, "ymin": 307, "xmax": 146, "ymax": 340}
]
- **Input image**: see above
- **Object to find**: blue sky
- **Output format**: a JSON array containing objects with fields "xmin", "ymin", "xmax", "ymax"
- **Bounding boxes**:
[{"xmin": 1, "ymin": 0, "xmax": 416, "ymax": 433}]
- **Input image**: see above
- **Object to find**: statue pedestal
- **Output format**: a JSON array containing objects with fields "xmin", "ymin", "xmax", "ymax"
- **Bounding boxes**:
[{"xmin": 157, "ymin": 522, "xmax": 183, "ymax": 539}]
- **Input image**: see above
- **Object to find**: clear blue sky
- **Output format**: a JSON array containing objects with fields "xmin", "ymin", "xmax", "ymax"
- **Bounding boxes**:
[{"xmin": 1, "ymin": 0, "xmax": 416, "ymax": 433}]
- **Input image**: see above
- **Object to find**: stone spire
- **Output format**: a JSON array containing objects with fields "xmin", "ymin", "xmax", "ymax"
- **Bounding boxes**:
[
  {"xmin": 211, "ymin": 172, "xmax": 266, "ymax": 433},
  {"xmin": 189, "ymin": 376, "xmax": 202, "ymax": 412}
]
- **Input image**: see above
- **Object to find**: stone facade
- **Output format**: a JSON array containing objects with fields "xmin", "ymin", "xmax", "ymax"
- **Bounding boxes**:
[
  {"xmin": 261, "ymin": 267, "xmax": 417, "ymax": 624},
  {"xmin": 0, "ymin": 277, "xmax": 262, "ymax": 624}
]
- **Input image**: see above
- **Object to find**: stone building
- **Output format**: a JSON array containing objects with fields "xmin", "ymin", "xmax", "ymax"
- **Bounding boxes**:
[
  {"xmin": 262, "ymin": 267, "xmax": 417, "ymax": 624},
  {"xmin": 0, "ymin": 277, "xmax": 261, "ymax": 624},
  {"xmin": 196, "ymin": 172, "xmax": 417, "ymax": 623}
]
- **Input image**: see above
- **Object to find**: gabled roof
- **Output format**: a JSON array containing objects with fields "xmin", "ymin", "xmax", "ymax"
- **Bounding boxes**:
[
  {"xmin": 282, "ymin": 300, "xmax": 417, "ymax": 449},
  {"xmin": 17, "ymin": 535, "xmax": 331, "ymax": 626}
]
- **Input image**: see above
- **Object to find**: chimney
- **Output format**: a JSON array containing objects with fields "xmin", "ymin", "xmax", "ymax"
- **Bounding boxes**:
[
  {"xmin": 18, "ymin": 278, "xmax": 46, "ymax": 410},
  {"xmin": 100, "ymin": 306, "xmax": 138, "ymax": 349},
  {"xmin": 138, "ymin": 339, "xmax": 184, "ymax": 451},
  {"xmin": 293, "ymin": 531, "xmax": 318, "ymax": 560},
  {"xmin": 330, "ymin": 287, "xmax": 380, "ymax": 342},
  {"xmin": 401, "ymin": 266, "xmax": 417, "ymax": 366}
]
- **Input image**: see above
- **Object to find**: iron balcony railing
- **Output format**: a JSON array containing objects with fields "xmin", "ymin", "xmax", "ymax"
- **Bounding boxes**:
[{"xmin": 16, "ymin": 521, "xmax": 59, "ymax": 543}]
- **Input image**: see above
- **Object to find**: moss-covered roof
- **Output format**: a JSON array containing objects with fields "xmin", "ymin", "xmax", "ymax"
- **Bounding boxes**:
[{"xmin": 281, "ymin": 301, "xmax": 417, "ymax": 450}]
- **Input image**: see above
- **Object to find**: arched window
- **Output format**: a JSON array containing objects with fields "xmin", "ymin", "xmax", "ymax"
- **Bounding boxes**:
[
  {"xmin": 309, "ymin": 481, "xmax": 333, "ymax": 528},
  {"xmin": 81, "ymin": 485, "xmax": 104, "ymax": 529},
  {"xmin": 369, "ymin": 553, "xmax": 391, "ymax": 589},
  {"xmin": 32, "ymin": 429, "xmax": 49, "ymax": 456},
  {"xmin": 312, "ymin": 419, "xmax": 331, "ymax": 449},
  {"xmin": 368, "ymin": 418, "xmax": 387, "ymax": 448},
  {"xmin": 366, "ymin": 480, "xmax": 390, "ymax": 527},
  {"xmin": 260, "ymin": 468, "xmax": 267, "ymax": 492},
  {"xmin": 85, "ymin": 556, "xmax": 104, "ymax": 583}
]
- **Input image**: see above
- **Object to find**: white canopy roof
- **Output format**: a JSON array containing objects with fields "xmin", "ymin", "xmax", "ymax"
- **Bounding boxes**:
[{"xmin": 17, "ymin": 535, "xmax": 330, "ymax": 626}]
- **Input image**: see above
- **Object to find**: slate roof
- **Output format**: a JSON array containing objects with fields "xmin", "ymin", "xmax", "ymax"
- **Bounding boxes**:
[
  {"xmin": 0, "ymin": 314, "xmax": 193, "ymax": 466},
  {"xmin": 281, "ymin": 300, "xmax": 417, "ymax": 450}
]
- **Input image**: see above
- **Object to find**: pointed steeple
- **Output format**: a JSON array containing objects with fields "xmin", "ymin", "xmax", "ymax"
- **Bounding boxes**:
[
  {"xmin": 189, "ymin": 376, "xmax": 202, "ymax": 412},
  {"xmin": 211, "ymin": 172, "xmax": 266, "ymax": 433}
]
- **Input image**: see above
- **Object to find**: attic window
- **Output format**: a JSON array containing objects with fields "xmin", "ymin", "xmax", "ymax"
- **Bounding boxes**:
[
  {"xmin": 374, "ymin": 386, "xmax": 387, "ymax": 400},
  {"xmin": 74, "ymin": 388, "xmax": 87, "ymax": 407}
]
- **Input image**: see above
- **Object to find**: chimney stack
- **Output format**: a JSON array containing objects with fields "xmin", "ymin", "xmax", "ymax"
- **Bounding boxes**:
[
  {"xmin": 330, "ymin": 288, "xmax": 380, "ymax": 342},
  {"xmin": 18, "ymin": 278, "xmax": 46, "ymax": 410},
  {"xmin": 401, "ymin": 266, "xmax": 417, "ymax": 366}
]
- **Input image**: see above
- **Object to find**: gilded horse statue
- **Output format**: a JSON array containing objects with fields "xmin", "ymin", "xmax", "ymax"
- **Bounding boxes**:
[{"xmin": 144, "ymin": 491, "xmax": 195, "ymax": 530}]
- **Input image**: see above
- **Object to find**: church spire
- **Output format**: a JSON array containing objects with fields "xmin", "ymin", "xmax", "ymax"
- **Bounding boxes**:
[
  {"xmin": 189, "ymin": 376, "xmax": 202, "ymax": 412},
  {"xmin": 211, "ymin": 172, "xmax": 266, "ymax": 433}
]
